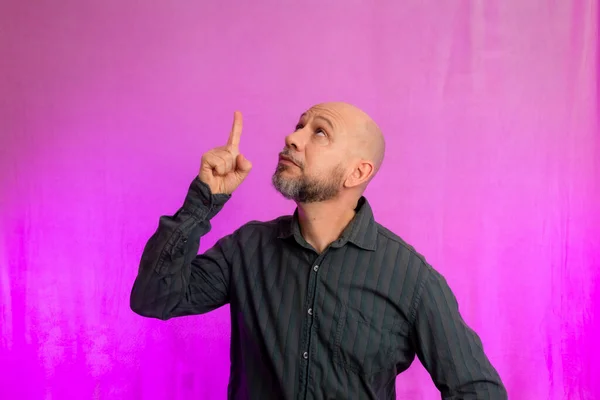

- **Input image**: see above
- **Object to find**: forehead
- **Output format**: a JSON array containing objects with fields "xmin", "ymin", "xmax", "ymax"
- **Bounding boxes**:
[
  {"xmin": 302, "ymin": 104, "xmax": 344, "ymax": 118},
  {"xmin": 299, "ymin": 105, "xmax": 350, "ymax": 130}
]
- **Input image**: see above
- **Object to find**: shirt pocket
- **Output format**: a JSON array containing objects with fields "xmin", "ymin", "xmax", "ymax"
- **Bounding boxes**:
[{"xmin": 333, "ymin": 302, "xmax": 404, "ymax": 377}]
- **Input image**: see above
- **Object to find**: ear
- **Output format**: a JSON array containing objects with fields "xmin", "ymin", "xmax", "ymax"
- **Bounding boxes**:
[{"xmin": 343, "ymin": 160, "xmax": 374, "ymax": 188}]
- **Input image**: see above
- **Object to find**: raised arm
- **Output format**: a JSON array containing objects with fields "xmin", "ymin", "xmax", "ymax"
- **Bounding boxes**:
[
  {"xmin": 410, "ymin": 268, "xmax": 508, "ymax": 399},
  {"xmin": 130, "ymin": 111, "xmax": 252, "ymax": 320}
]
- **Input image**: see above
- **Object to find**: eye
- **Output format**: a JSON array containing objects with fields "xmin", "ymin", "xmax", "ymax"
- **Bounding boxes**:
[
  {"xmin": 295, "ymin": 123, "xmax": 304, "ymax": 131},
  {"xmin": 315, "ymin": 128, "xmax": 327, "ymax": 137}
]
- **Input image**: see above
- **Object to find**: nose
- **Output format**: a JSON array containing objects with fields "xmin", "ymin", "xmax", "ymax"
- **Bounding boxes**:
[{"xmin": 284, "ymin": 130, "xmax": 303, "ymax": 152}]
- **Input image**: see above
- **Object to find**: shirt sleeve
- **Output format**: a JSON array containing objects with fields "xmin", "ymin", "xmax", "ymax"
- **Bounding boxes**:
[
  {"xmin": 409, "ymin": 267, "xmax": 508, "ymax": 399},
  {"xmin": 129, "ymin": 177, "xmax": 235, "ymax": 320}
]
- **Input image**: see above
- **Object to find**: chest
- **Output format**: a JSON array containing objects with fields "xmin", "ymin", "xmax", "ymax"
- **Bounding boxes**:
[
  {"xmin": 231, "ymin": 241, "xmax": 409, "ymax": 338},
  {"xmin": 231, "ymin": 241, "xmax": 413, "ymax": 376}
]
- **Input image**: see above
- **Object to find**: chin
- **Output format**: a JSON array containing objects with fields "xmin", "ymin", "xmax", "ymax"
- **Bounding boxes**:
[{"xmin": 276, "ymin": 166, "xmax": 298, "ymax": 176}]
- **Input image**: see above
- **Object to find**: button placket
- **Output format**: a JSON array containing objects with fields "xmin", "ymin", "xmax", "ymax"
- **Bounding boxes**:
[{"xmin": 299, "ymin": 259, "xmax": 325, "ymax": 392}]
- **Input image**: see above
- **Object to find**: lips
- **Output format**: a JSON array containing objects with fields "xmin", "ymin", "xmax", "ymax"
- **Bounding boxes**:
[{"xmin": 279, "ymin": 154, "xmax": 299, "ymax": 167}]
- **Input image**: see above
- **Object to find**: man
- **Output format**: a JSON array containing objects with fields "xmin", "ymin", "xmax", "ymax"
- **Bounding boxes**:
[{"xmin": 130, "ymin": 102, "xmax": 507, "ymax": 399}]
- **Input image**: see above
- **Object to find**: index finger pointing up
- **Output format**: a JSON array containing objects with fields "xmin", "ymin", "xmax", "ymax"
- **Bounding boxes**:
[{"xmin": 227, "ymin": 111, "xmax": 243, "ymax": 149}]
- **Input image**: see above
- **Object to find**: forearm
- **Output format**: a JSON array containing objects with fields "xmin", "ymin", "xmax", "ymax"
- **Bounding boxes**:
[
  {"xmin": 446, "ymin": 380, "xmax": 507, "ymax": 400},
  {"xmin": 129, "ymin": 177, "xmax": 230, "ymax": 319}
]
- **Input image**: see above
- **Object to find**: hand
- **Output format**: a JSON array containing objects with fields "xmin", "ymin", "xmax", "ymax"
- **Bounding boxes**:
[{"xmin": 198, "ymin": 111, "xmax": 252, "ymax": 195}]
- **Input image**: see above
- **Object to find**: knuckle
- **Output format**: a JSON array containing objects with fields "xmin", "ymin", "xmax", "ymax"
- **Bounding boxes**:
[{"xmin": 202, "ymin": 154, "xmax": 215, "ymax": 165}]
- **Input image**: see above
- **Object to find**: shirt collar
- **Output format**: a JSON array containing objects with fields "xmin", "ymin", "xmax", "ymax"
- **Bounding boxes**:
[{"xmin": 277, "ymin": 197, "xmax": 378, "ymax": 251}]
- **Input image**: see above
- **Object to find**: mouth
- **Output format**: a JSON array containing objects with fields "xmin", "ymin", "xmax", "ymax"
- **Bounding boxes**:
[{"xmin": 278, "ymin": 155, "xmax": 299, "ymax": 167}]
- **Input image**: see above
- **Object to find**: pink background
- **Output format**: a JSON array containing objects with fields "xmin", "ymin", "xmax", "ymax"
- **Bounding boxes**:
[{"xmin": 1, "ymin": 1, "xmax": 599, "ymax": 399}]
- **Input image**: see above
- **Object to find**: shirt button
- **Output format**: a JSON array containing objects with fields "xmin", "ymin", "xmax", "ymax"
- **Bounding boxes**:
[
  {"xmin": 303, "ymin": 352, "xmax": 308, "ymax": 359},
  {"xmin": 308, "ymin": 308, "xmax": 313, "ymax": 316},
  {"xmin": 313, "ymin": 265, "xmax": 319, "ymax": 272}
]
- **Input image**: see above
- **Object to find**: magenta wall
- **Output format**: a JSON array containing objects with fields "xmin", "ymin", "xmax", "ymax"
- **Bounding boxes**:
[{"xmin": 1, "ymin": 1, "xmax": 599, "ymax": 399}]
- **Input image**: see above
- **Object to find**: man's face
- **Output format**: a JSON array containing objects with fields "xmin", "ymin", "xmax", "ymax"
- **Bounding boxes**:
[{"xmin": 272, "ymin": 105, "xmax": 352, "ymax": 203}]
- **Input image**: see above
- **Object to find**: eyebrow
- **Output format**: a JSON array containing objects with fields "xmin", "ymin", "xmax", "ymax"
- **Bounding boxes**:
[{"xmin": 299, "ymin": 113, "xmax": 334, "ymax": 131}]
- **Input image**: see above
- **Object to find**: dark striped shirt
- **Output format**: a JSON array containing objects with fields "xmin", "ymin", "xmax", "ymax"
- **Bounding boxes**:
[{"xmin": 130, "ymin": 177, "xmax": 507, "ymax": 399}]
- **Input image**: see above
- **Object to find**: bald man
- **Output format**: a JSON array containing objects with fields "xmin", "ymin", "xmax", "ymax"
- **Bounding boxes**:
[{"xmin": 130, "ymin": 103, "xmax": 507, "ymax": 400}]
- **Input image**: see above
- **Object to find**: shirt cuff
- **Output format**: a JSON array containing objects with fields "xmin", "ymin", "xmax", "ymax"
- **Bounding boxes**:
[{"xmin": 182, "ymin": 176, "xmax": 231, "ymax": 221}]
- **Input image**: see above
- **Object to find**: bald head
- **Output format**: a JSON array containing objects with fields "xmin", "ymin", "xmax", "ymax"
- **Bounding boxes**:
[
  {"xmin": 308, "ymin": 102, "xmax": 386, "ymax": 181},
  {"xmin": 273, "ymin": 101, "xmax": 385, "ymax": 204}
]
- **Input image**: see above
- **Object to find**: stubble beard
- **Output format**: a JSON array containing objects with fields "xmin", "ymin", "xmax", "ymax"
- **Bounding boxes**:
[{"xmin": 271, "ymin": 163, "xmax": 345, "ymax": 204}]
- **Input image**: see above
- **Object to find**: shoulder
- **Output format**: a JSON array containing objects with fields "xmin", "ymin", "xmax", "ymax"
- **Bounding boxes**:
[
  {"xmin": 373, "ymin": 222, "xmax": 448, "ymax": 286},
  {"xmin": 231, "ymin": 215, "xmax": 292, "ymax": 240},
  {"xmin": 373, "ymin": 222, "xmax": 458, "ymax": 314},
  {"xmin": 375, "ymin": 222, "xmax": 430, "ymax": 267}
]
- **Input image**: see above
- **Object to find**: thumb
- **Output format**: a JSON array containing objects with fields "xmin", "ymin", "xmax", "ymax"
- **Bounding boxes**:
[{"xmin": 235, "ymin": 153, "xmax": 253, "ymax": 174}]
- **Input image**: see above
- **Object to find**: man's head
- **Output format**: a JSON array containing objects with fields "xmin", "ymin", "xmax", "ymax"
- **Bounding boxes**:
[{"xmin": 272, "ymin": 102, "xmax": 385, "ymax": 204}]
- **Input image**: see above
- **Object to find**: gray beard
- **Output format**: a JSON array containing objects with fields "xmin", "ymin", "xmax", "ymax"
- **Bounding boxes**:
[{"xmin": 271, "ymin": 164, "xmax": 345, "ymax": 204}]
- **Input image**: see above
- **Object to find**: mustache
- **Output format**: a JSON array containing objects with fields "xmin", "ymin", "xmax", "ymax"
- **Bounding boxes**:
[{"xmin": 279, "ymin": 149, "xmax": 303, "ymax": 168}]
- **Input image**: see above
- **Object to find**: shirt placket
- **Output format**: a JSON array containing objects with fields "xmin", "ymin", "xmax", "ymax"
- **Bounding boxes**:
[{"xmin": 298, "ymin": 252, "xmax": 327, "ymax": 400}]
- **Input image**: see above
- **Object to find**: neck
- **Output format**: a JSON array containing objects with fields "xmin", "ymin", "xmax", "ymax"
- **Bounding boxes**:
[{"xmin": 296, "ymin": 197, "xmax": 359, "ymax": 254}]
